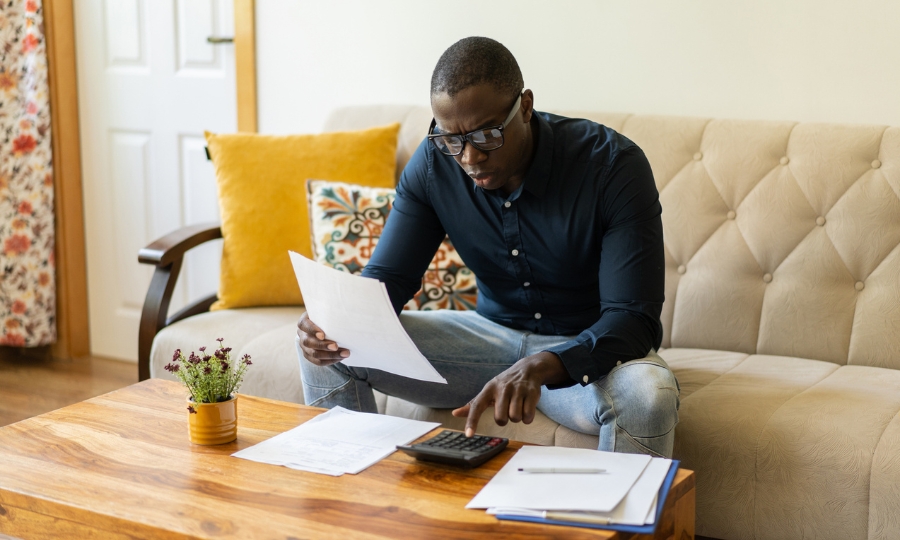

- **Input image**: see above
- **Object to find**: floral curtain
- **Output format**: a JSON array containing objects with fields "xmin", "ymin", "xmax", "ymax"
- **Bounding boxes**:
[{"xmin": 0, "ymin": 0, "xmax": 55, "ymax": 347}]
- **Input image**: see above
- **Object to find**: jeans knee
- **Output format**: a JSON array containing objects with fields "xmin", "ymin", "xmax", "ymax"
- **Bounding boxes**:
[{"xmin": 610, "ymin": 364, "xmax": 679, "ymax": 438}]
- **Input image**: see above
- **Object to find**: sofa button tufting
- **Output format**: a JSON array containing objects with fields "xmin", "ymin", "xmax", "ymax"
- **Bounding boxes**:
[
  {"xmin": 763, "ymin": 273, "xmax": 773, "ymax": 283},
  {"xmin": 780, "ymin": 156, "xmax": 790, "ymax": 165},
  {"xmin": 855, "ymin": 281, "xmax": 865, "ymax": 291},
  {"xmin": 727, "ymin": 210, "xmax": 736, "ymax": 220},
  {"xmin": 677, "ymin": 265, "xmax": 686, "ymax": 274},
  {"xmin": 816, "ymin": 216, "xmax": 826, "ymax": 226},
  {"xmin": 872, "ymin": 159, "xmax": 882, "ymax": 169},
  {"xmin": 693, "ymin": 152, "xmax": 703, "ymax": 161},
  {"xmin": 583, "ymin": 375, "xmax": 589, "ymax": 383}
]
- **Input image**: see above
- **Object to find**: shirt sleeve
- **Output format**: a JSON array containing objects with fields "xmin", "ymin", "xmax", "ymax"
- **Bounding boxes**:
[
  {"xmin": 544, "ymin": 146, "xmax": 665, "ymax": 388},
  {"xmin": 361, "ymin": 140, "xmax": 447, "ymax": 314}
]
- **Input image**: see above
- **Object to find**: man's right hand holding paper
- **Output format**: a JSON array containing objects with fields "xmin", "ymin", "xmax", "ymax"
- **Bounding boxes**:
[{"xmin": 296, "ymin": 312, "xmax": 351, "ymax": 367}]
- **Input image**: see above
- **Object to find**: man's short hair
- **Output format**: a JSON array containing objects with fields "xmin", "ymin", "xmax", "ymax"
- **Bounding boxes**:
[{"xmin": 430, "ymin": 37, "xmax": 523, "ymax": 100}]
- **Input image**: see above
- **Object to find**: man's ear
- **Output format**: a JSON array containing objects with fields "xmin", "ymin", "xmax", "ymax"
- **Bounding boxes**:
[{"xmin": 521, "ymin": 89, "xmax": 535, "ymax": 124}]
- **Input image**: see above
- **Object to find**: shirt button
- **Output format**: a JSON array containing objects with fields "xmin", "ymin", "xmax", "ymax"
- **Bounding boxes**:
[
  {"xmin": 523, "ymin": 282, "xmax": 531, "ymax": 287},
  {"xmin": 582, "ymin": 375, "xmax": 589, "ymax": 384},
  {"xmin": 616, "ymin": 361, "xmax": 622, "ymax": 366},
  {"xmin": 511, "ymin": 249, "xmax": 519, "ymax": 256},
  {"xmin": 504, "ymin": 201, "xmax": 512, "ymax": 208},
  {"xmin": 534, "ymin": 313, "xmax": 542, "ymax": 319}
]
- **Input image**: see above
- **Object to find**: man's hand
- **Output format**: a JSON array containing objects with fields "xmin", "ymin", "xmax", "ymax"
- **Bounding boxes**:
[
  {"xmin": 296, "ymin": 312, "xmax": 350, "ymax": 366},
  {"xmin": 451, "ymin": 351, "xmax": 570, "ymax": 437}
]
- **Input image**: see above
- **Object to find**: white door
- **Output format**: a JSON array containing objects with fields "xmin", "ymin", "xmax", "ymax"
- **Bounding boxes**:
[{"xmin": 76, "ymin": 0, "xmax": 235, "ymax": 361}]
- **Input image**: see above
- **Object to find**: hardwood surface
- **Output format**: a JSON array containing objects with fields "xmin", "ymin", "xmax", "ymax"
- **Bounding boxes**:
[
  {"xmin": 0, "ymin": 349, "xmax": 136, "ymax": 427},
  {"xmin": 0, "ymin": 379, "xmax": 695, "ymax": 539}
]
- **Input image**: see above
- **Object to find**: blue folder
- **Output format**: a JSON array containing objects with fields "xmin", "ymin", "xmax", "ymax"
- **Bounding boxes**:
[{"xmin": 494, "ymin": 460, "xmax": 680, "ymax": 534}]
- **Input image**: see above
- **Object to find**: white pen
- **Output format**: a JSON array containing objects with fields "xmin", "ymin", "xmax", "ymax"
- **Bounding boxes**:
[{"xmin": 517, "ymin": 467, "xmax": 607, "ymax": 474}]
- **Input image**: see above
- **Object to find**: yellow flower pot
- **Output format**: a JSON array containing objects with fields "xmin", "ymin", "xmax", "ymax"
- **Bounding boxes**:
[{"xmin": 187, "ymin": 395, "xmax": 238, "ymax": 445}]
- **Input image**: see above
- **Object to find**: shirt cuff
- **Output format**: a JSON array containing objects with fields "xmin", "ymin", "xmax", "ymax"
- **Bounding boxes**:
[{"xmin": 544, "ymin": 339, "xmax": 618, "ymax": 389}]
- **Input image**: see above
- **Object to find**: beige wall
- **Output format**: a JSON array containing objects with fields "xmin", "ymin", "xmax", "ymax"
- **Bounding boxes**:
[{"xmin": 256, "ymin": 0, "xmax": 900, "ymax": 135}]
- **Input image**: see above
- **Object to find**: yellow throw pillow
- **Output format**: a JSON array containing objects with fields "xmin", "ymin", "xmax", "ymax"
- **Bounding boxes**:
[{"xmin": 205, "ymin": 123, "xmax": 400, "ymax": 310}]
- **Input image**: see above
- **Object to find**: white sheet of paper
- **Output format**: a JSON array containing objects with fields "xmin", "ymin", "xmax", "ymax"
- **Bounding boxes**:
[
  {"xmin": 601, "ymin": 457, "xmax": 670, "ymax": 525},
  {"xmin": 645, "ymin": 493, "xmax": 659, "ymax": 524},
  {"xmin": 484, "ymin": 457, "xmax": 671, "ymax": 526},
  {"xmin": 290, "ymin": 251, "xmax": 447, "ymax": 384},
  {"xmin": 232, "ymin": 406, "xmax": 440, "ymax": 475},
  {"xmin": 487, "ymin": 458, "xmax": 672, "ymax": 525},
  {"xmin": 467, "ymin": 446, "xmax": 652, "ymax": 513}
]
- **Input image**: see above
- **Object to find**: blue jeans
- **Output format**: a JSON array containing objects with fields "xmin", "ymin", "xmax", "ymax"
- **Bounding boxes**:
[{"xmin": 297, "ymin": 310, "xmax": 680, "ymax": 457}]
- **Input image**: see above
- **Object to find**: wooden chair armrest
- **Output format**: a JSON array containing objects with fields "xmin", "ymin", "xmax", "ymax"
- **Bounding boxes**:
[
  {"xmin": 138, "ymin": 222, "xmax": 223, "ymax": 266},
  {"xmin": 137, "ymin": 222, "xmax": 223, "ymax": 381}
]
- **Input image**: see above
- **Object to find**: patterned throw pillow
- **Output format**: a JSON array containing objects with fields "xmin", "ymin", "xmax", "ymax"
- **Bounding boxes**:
[{"xmin": 307, "ymin": 179, "xmax": 477, "ymax": 311}]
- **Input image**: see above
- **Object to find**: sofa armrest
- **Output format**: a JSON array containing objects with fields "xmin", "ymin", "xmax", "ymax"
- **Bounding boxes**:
[{"xmin": 137, "ymin": 222, "xmax": 222, "ymax": 381}]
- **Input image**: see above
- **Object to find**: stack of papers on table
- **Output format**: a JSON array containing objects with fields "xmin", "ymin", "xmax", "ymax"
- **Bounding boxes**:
[
  {"xmin": 467, "ymin": 446, "xmax": 677, "ymax": 533},
  {"xmin": 232, "ymin": 407, "xmax": 439, "ymax": 476}
]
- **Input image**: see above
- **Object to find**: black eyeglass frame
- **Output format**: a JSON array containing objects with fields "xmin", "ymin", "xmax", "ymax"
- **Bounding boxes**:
[{"xmin": 427, "ymin": 90, "xmax": 524, "ymax": 156}]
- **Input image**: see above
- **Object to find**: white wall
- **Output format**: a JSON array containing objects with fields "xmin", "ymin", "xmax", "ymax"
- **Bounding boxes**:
[{"xmin": 257, "ymin": 0, "xmax": 900, "ymax": 135}]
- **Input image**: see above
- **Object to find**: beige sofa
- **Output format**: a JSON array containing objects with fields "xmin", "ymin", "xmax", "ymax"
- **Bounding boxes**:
[{"xmin": 141, "ymin": 106, "xmax": 900, "ymax": 540}]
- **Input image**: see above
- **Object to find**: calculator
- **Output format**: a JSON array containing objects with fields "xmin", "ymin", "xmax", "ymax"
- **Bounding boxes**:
[{"xmin": 396, "ymin": 429, "xmax": 509, "ymax": 468}]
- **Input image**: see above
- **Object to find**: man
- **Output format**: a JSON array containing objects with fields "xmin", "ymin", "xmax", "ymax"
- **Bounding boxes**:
[{"xmin": 296, "ymin": 37, "xmax": 680, "ymax": 457}]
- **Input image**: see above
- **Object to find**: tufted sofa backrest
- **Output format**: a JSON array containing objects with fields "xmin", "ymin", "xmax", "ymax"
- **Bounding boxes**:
[{"xmin": 324, "ymin": 106, "xmax": 900, "ymax": 370}]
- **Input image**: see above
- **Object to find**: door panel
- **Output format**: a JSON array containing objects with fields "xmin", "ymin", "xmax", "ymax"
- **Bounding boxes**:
[{"xmin": 77, "ymin": 0, "xmax": 235, "ymax": 361}]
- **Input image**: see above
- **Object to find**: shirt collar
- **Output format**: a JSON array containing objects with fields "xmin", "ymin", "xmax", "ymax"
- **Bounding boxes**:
[
  {"xmin": 470, "ymin": 111, "xmax": 554, "ymax": 199},
  {"xmin": 520, "ymin": 111, "xmax": 553, "ymax": 197}
]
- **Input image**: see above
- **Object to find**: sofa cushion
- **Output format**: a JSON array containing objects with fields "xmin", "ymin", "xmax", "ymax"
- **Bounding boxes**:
[
  {"xmin": 753, "ymin": 365, "xmax": 900, "ymax": 540},
  {"xmin": 306, "ymin": 179, "xmax": 477, "ymax": 310},
  {"xmin": 204, "ymin": 124, "xmax": 400, "ymax": 310},
  {"xmin": 664, "ymin": 351, "xmax": 900, "ymax": 540}
]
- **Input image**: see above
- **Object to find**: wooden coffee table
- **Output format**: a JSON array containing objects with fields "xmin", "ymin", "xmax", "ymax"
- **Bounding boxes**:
[{"xmin": 0, "ymin": 379, "xmax": 694, "ymax": 539}]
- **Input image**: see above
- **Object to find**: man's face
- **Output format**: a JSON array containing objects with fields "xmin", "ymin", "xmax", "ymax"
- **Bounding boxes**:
[{"xmin": 431, "ymin": 84, "xmax": 534, "ymax": 194}]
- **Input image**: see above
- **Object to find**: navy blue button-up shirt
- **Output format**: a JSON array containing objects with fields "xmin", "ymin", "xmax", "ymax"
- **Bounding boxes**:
[{"xmin": 361, "ymin": 111, "xmax": 664, "ymax": 388}]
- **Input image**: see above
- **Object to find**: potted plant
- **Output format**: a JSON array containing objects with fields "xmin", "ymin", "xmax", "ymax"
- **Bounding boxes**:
[{"xmin": 165, "ymin": 338, "xmax": 252, "ymax": 445}]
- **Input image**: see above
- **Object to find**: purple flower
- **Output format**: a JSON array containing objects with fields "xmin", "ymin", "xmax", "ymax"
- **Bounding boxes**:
[
  {"xmin": 198, "ymin": 346, "xmax": 206, "ymax": 352},
  {"xmin": 171, "ymin": 349, "xmax": 181, "ymax": 361},
  {"xmin": 220, "ymin": 361, "xmax": 229, "ymax": 372},
  {"xmin": 164, "ymin": 363, "xmax": 180, "ymax": 373},
  {"xmin": 242, "ymin": 354, "xmax": 252, "ymax": 366},
  {"xmin": 188, "ymin": 352, "xmax": 201, "ymax": 364},
  {"xmin": 203, "ymin": 355, "xmax": 212, "ymax": 361},
  {"xmin": 187, "ymin": 405, "xmax": 197, "ymax": 414},
  {"xmin": 216, "ymin": 337, "xmax": 224, "ymax": 343},
  {"xmin": 203, "ymin": 366, "xmax": 212, "ymax": 375}
]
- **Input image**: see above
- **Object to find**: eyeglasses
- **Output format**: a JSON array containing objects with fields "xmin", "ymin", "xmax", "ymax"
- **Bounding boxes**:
[{"xmin": 427, "ymin": 90, "xmax": 523, "ymax": 156}]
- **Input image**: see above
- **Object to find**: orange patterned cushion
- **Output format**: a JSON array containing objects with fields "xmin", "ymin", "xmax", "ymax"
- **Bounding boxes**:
[{"xmin": 307, "ymin": 179, "xmax": 477, "ymax": 310}]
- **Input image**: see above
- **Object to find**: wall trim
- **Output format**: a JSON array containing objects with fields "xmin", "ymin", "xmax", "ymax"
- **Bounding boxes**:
[
  {"xmin": 43, "ymin": 0, "xmax": 90, "ymax": 360},
  {"xmin": 235, "ymin": 0, "xmax": 258, "ymax": 133}
]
